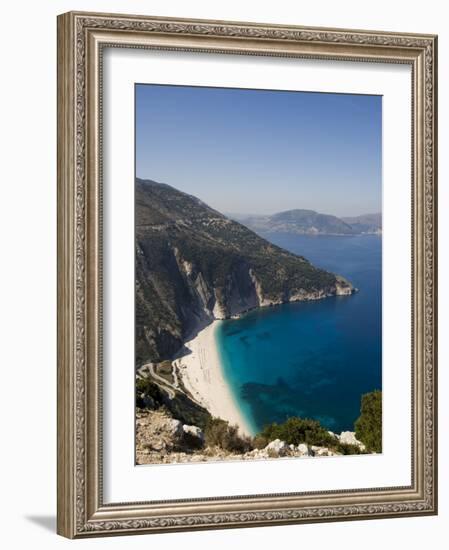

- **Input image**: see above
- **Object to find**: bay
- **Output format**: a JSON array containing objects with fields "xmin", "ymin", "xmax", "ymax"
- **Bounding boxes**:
[{"xmin": 216, "ymin": 234, "xmax": 382, "ymax": 435}]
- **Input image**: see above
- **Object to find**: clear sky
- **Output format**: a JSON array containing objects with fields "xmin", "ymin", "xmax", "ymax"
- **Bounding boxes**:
[{"xmin": 136, "ymin": 84, "xmax": 382, "ymax": 217}]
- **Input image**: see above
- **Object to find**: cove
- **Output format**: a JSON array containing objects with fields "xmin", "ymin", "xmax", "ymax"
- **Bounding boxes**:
[{"xmin": 216, "ymin": 234, "xmax": 382, "ymax": 435}]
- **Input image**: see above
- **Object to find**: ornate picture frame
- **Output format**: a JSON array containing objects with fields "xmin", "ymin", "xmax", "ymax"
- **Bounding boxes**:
[{"xmin": 57, "ymin": 11, "xmax": 438, "ymax": 538}]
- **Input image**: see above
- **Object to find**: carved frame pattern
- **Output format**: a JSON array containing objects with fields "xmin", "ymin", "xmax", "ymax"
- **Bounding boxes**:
[{"xmin": 57, "ymin": 11, "xmax": 437, "ymax": 538}]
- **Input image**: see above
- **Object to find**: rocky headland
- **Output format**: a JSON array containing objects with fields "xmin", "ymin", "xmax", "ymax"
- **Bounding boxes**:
[{"xmin": 136, "ymin": 178, "xmax": 355, "ymax": 368}]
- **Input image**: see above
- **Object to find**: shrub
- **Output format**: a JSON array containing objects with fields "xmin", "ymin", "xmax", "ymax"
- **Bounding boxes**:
[
  {"xmin": 182, "ymin": 431, "xmax": 204, "ymax": 451},
  {"xmin": 252, "ymin": 435, "xmax": 269, "ymax": 449},
  {"xmin": 204, "ymin": 417, "xmax": 253, "ymax": 453},
  {"xmin": 267, "ymin": 448, "xmax": 279, "ymax": 459},
  {"xmin": 335, "ymin": 442, "xmax": 364, "ymax": 455},
  {"xmin": 135, "ymin": 377, "xmax": 163, "ymax": 408},
  {"xmin": 259, "ymin": 417, "xmax": 335, "ymax": 447},
  {"xmin": 354, "ymin": 390, "xmax": 382, "ymax": 453}
]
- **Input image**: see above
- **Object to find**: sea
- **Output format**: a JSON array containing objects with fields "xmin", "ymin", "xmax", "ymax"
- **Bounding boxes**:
[{"xmin": 215, "ymin": 234, "xmax": 382, "ymax": 436}]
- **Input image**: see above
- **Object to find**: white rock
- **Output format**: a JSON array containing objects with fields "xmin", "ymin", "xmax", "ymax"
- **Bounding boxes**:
[
  {"xmin": 265, "ymin": 439, "xmax": 289, "ymax": 457},
  {"xmin": 315, "ymin": 447, "xmax": 330, "ymax": 456},
  {"xmin": 339, "ymin": 431, "xmax": 366, "ymax": 451},
  {"xmin": 150, "ymin": 440, "xmax": 166, "ymax": 452},
  {"xmin": 297, "ymin": 443, "xmax": 310, "ymax": 456},
  {"xmin": 183, "ymin": 424, "xmax": 204, "ymax": 442},
  {"xmin": 167, "ymin": 419, "xmax": 184, "ymax": 438},
  {"xmin": 339, "ymin": 431, "xmax": 357, "ymax": 445}
]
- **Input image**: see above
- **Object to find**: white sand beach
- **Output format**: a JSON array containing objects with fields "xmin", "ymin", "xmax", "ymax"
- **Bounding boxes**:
[{"xmin": 174, "ymin": 321, "xmax": 253, "ymax": 437}]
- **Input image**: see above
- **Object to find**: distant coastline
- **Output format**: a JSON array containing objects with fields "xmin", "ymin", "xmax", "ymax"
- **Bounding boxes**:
[{"xmin": 230, "ymin": 210, "xmax": 382, "ymax": 237}]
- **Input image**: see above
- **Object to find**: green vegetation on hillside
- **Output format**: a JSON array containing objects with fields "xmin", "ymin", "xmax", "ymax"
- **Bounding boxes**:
[
  {"xmin": 137, "ymin": 379, "xmax": 380, "ymax": 457},
  {"xmin": 259, "ymin": 417, "xmax": 336, "ymax": 447},
  {"xmin": 354, "ymin": 390, "xmax": 382, "ymax": 452},
  {"xmin": 204, "ymin": 417, "xmax": 252, "ymax": 453},
  {"xmin": 257, "ymin": 417, "xmax": 364, "ymax": 455}
]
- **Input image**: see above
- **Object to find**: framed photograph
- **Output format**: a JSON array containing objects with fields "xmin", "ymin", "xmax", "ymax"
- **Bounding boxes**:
[{"xmin": 57, "ymin": 11, "xmax": 438, "ymax": 538}]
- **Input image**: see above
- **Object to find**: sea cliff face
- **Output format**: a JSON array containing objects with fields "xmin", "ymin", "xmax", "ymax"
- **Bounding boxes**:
[{"xmin": 136, "ymin": 178, "xmax": 354, "ymax": 366}]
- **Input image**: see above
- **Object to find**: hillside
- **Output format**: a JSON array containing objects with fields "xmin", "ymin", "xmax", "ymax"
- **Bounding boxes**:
[
  {"xmin": 233, "ymin": 209, "xmax": 381, "ymax": 236},
  {"xmin": 136, "ymin": 178, "xmax": 354, "ymax": 367}
]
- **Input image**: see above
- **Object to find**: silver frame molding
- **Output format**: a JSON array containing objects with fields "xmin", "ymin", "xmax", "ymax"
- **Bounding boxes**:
[{"xmin": 57, "ymin": 11, "xmax": 438, "ymax": 538}]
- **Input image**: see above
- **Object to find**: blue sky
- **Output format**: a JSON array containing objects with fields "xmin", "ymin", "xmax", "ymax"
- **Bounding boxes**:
[{"xmin": 136, "ymin": 84, "xmax": 382, "ymax": 217}]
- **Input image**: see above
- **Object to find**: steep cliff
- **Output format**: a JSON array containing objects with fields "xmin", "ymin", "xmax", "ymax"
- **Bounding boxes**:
[{"xmin": 136, "ymin": 178, "xmax": 354, "ymax": 366}]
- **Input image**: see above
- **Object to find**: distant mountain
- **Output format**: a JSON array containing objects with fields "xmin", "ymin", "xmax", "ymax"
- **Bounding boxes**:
[
  {"xmin": 136, "ymin": 179, "xmax": 354, "ymax": 367},
  {"xmin": 232, "ymin": 209, "xmax": 382, "ymax": 236},
  {"xmin": 341, "ymin": 213, "xmax": 382, "ymax": 235}
]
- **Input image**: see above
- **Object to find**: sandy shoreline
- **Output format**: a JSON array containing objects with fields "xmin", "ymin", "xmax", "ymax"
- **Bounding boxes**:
[{"xmin": 173, "ymin": 321, "xmax": 253, "ymax": 437}]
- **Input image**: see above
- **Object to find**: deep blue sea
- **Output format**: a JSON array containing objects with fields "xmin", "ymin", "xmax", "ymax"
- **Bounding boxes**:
[{"xmin": 216, "ymin": 234, "xmax": 382, "ymax": 435}]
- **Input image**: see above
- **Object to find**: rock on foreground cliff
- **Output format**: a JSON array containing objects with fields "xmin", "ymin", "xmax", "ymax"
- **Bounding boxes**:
[{"xmin": 136, "ymin": 409, "xmax": 367, "ymax": 465}]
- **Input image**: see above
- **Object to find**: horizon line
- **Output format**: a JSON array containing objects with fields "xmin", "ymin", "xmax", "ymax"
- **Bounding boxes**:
[{"xmin": 136, "ymin": 175, "xmax": 381, "ymax": 219}]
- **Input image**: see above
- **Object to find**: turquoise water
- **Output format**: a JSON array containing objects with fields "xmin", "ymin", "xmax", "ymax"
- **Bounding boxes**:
[{"xmin": 216, "ymin": 234, "xmax": 382, "ymax": 435}]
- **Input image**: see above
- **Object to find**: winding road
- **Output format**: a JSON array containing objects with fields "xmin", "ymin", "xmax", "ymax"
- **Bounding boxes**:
[{"xmin": 140, "ymin": 362, "xmax": 176, "ymax": 399}]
